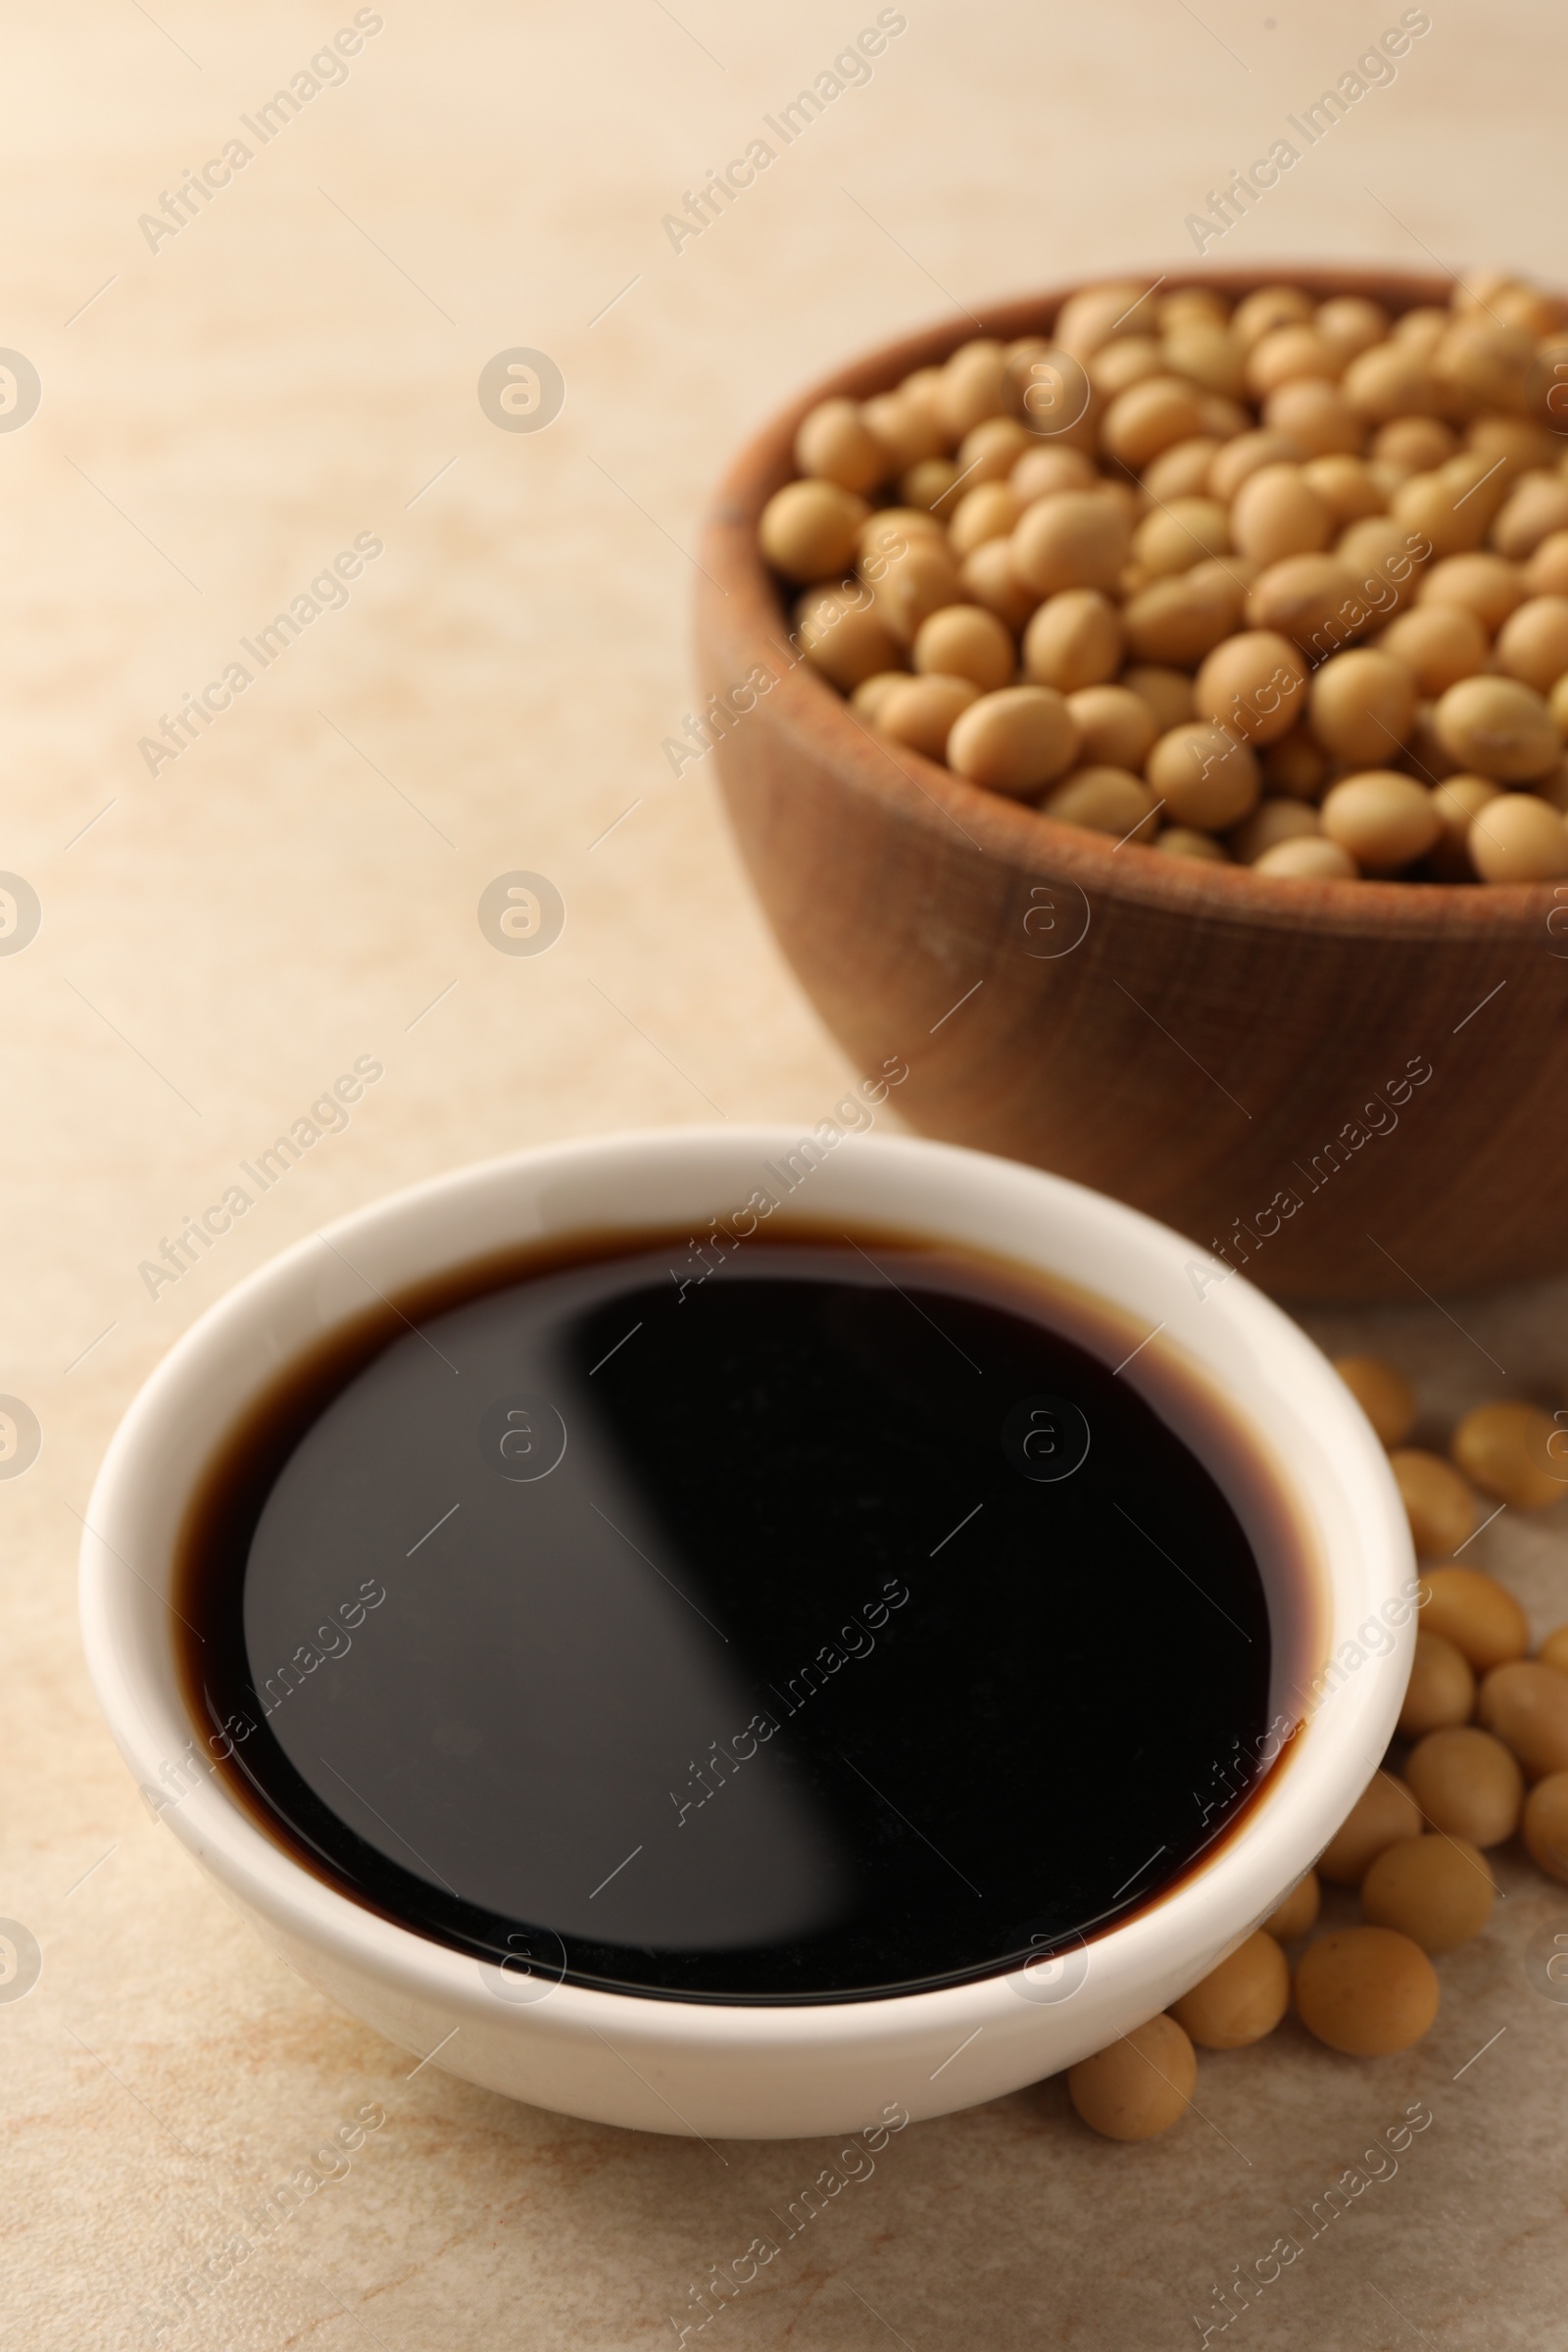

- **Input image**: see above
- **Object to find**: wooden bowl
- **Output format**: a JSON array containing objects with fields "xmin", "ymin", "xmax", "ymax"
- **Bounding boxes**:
[{"xmin": 696, "ymin": 267, "xmax": 1568, "ymax": 1303}]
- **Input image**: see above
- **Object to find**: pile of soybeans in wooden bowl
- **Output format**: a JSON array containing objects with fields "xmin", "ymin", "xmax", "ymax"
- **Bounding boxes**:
[{"xmin": 756, "ymin": 270, "xmax": 1568, "ymax": 883}]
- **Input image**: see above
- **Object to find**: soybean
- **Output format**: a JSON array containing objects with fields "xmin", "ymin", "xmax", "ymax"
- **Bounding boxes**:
[
  {"xmin": 1343, "ymin": 342, "xmax": 1445, "ymax": 423},
  {"xmin": 1253, "ymin": 836, "xmax": 1357, "ymax": 879},
  {"xmin": 1040, "ymin": 766, "xmax": 1157, "ymax": 839},
  {"xmin": 1317, "ymin": 296, "xmax": 1389, "ymax": 359},
  {"xmin": 794, "ymin": 398, "xmax": 890, "ymax": 493},
  {"xmin": 1376, "ymin": 603, "xmax": 1490, "ymax": 697},
  {"xmin": 956, "ymin": 415, "xmax": 1032, "ymax": 485},
  {"xmin": 1359, "ymin": 1836, "xmax": 1494, "ymax": 1955},
  {"xmin": 937, "ymin": 339, "xmax": 1007, "ymax": 439},
  {"xmin": 858, "ymin": 507, "xmax": 947, "ymax": 563},
  {"xmin": 1477, "ymin": 1660, "xmax": 1568, "ymax": 1779},
  {"xmin": 1390, "ymin": 1449, "xmax": 1480, "ymax": 1555},
  {"xmin": 1404, "ymin": 1725, "xmax": 1523, "ymax": 1845},
  {"xmin": 1262, "ymin": 377, "xmax": 1363, "ymax": 459},
  {"xmin": 1010, "ymin": 444, "xmax": 1099, "ymax": 503},
  {"xmin": 1467, "ymin": 415, "xmax": 1561, "ymax": 482},
  {"xmin": 1373, "ymin": 416, "xmax": 1457, "ymax": 479},
  {"xmin": 1310, "ymin": 649, "xmax": 1417, "ymax": 763},
  {"xmin": 1101, "ymin": 376, "xmax": 1208, "ymax": 470},
  {"xmin": 1393, "ymin": 305, "xmax": 1449, "ymax": 353},
  {"xmin": 1522, "ymin": 1773, "xmax": 1568, "ymax": 1882},
  {"xmin": 1210, "ymin": 429, "xmax": 1303, "ymax": 504},
  {"xmin": 1164, "ymin": 323, "xmax": 1249, "ymax": 400},
  {"xmin": 1294, "ymin": 1926, "xmax": 1440, "ymax": 2056},
  {"xmin": 1229, "ymin": 800, "xmax": 1319, "ymax": 863},
  {"xmin": 1430, "ymin": 775, "xmax": 1500, "ymax": 880},
  {"xmin": 1122, "ymin": 564, "xmax": 1247, "ymax": 666},
  {"xmin": 913, "ymin": 604, "xmax": 1017, "ymax": 694},
  {"xmin": 1493, "ymin": 470, "xmax": 1568, "ymax": 561},
  {"xmin": 1494, "ymin": 595, "xmax": 1568, "ymax": 695},
  {"xmin": 1132, "ymin": 497, "xmax": 1233, "ymax": 578},
  {"xmin": 1022, "ymin": 588, "xmax": 1124, "ymax": 693},
  {"xmin": 1417, "ymin": 1565, "xmax": 1529, "ymax": 1671},
  {"xmin": 1066, "ymin": 2015, "xmax": 1197, "ymax": 2141},
  {"xmin": 1398, "ymin": 1631, "xmax": 1477, "ymax": 1740},
  {"xmin": 1302, "ymin": 453, "xmax": 1387, "ymax": 524},
  {"xmin": 1261, "ymin": 728, "xmax": 1330, "ymax": 800},
  {"xmin": 1317, "ymin": 1770, "xmax": 1423, "ymax": 1886},
  {"xmin": 797, "ymin": 585, "xmax": 904, "ymax": 691},
  {"xmin": 1525, "ymin": 530, "xmax": 1568, "ymax": 597},
  {"xmin": 1248, "ymin": 554, "xmax": 1362, "ymax": 650},
  {"xmin": 1263, "ymin": 1870, "xmax": 1321, "ymax": 1942},
  {"xmin": 1319, "ymin": 773, "xmax": 1440, "ymax": 874},
  {"xmin": 850, "ymin": 671, "xmax": 908, "ymax": 724},
  {"xmin": 1393, "ymin": 458, "xmax": 1502, "ymax": 560},
  {"xmin": 1195, "ymin": 630, "xmax": 1308, "ymax": 746},
  {"xmin": 759, "ymin": 479, "xmax": 867, "ymax": 582},
  {"xmin": 1418, "ymin": 552, "xmax": 1527, "ymax": 631},
  {"xmin": 1123, "ymin": 665, "xmax": 1197, "ymax": 733},
  {"xmin": 1011, "ymin": 490, "xmax": 1131, "ymax": 598},
  {"xmin": 1066, "ymin": 684, "xmax": 1158, "ymax": 770},
  {"xmin": 958, "ymin": 538, "xmax": 1038, "ymax": 632},
  {"xmin": 1435, "ymin": 316, "xmax": 1540, "ymax": 413},
  {"xmin": 1170, "ymin": 1932, "xmax": 1290, "ymax": 2049},
  {"xmin": 1233, "ymin": 286, "xmax": 1314, "ymax": 346},
  {"xmin": 905, "ymin": 462, "xmax": 962, "ymax": 513},
  {"xmin": 1143, "ymin": 437, "xmax": 1225, "ymax": 502},
  {"xmin": 1248, "ymin": 325, "xmax": 1343, "ymax": 398},
  {"xmin": 947, "ymin": 685, "xmax": 1079, "ymax": 796},
  {"xmin": 1434, "ymin": 675, "xmax": 1560, "ymax": 780},
  {"xmin": 1335, "ymin": 517, "xmax": 1425, "ymax": 612},
  {"xmin": 1451, "ymin": 1399, "xmax": 1567, "ymax": 1509},
  {"xmin": 1146, "ymin": 721, "xmax": 1261, "ymax": 831},
  {"xmin": 1153, "ymin": 824, "xmax": 1230, "ymax": 862},
  {"xmin": 1055, "ymin": 282, "xmax": 1156, "ymax": 359},
  {"xmin": 1334, "ymin": 1352, "xmax": 1416, "ymax": 1445},
  {"xmin": 1231, "ymin": 464, "xmax": 1334, "ymax": 566},
  {"xmin": 876, "ymin": 673, "xmax": 979, "ymax": 760},
  {"xmin": 861, "ymin": 384, "xmax": 946, "ymax": 471},
  {"xmin": 874, "ymin": 537, "xmax": 964, "ymax": 641},
  {"xmin": 947, "ymin": 481, "xmax": 1022, "ymax": 558},
  {"xmin": 1467, "ymin": 788, "xmax": 1568, "ymax": 882},
  {"xmin": 1093, "ymin": 336, "xmax": 1173, "ymax": 400}
]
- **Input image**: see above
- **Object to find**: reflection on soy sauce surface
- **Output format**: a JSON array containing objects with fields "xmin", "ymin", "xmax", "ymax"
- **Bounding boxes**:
[{"xmin": 177, "ymin": 1230, "xmax": 1306, "ymax": 2003}]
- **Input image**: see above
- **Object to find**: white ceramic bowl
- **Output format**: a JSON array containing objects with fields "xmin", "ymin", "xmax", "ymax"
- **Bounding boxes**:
[{"xmin": 80, "ymin": 1128, "xmax": 1413, "ymax": 2140}]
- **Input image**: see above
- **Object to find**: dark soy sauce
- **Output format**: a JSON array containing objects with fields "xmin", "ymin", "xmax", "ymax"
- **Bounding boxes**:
[{"xmin": 176, "ymin": 1228, "xmax": 1315, "ymax": 2004}]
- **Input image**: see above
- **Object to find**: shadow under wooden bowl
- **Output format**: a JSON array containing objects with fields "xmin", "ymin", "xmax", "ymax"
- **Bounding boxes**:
[{"xmin": 696, "ymin": 267, "xmax": 1568, "ymax": 1303}]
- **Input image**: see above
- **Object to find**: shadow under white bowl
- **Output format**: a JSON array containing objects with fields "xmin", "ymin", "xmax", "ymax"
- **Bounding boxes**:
[{"xmin": 79, "ymin": 1129, "xmax": 1412, "ymax": 2140}]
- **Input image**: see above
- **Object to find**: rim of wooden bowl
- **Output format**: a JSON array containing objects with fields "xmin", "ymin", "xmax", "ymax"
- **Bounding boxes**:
[{"xmin": 699, "ymin": 264, "xmax": 1568, "ymax": 945}]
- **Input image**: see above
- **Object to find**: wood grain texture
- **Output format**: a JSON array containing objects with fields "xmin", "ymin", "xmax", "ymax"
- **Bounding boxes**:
[{"xmin": 698, "ymin": 270, "xmax": 1568, "ymax": 1302}]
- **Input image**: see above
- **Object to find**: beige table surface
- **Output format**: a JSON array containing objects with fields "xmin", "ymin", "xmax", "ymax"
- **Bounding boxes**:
[{"xmin": 5, "ymin": 2, "xmax": 1568, "ymax": 2344}]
